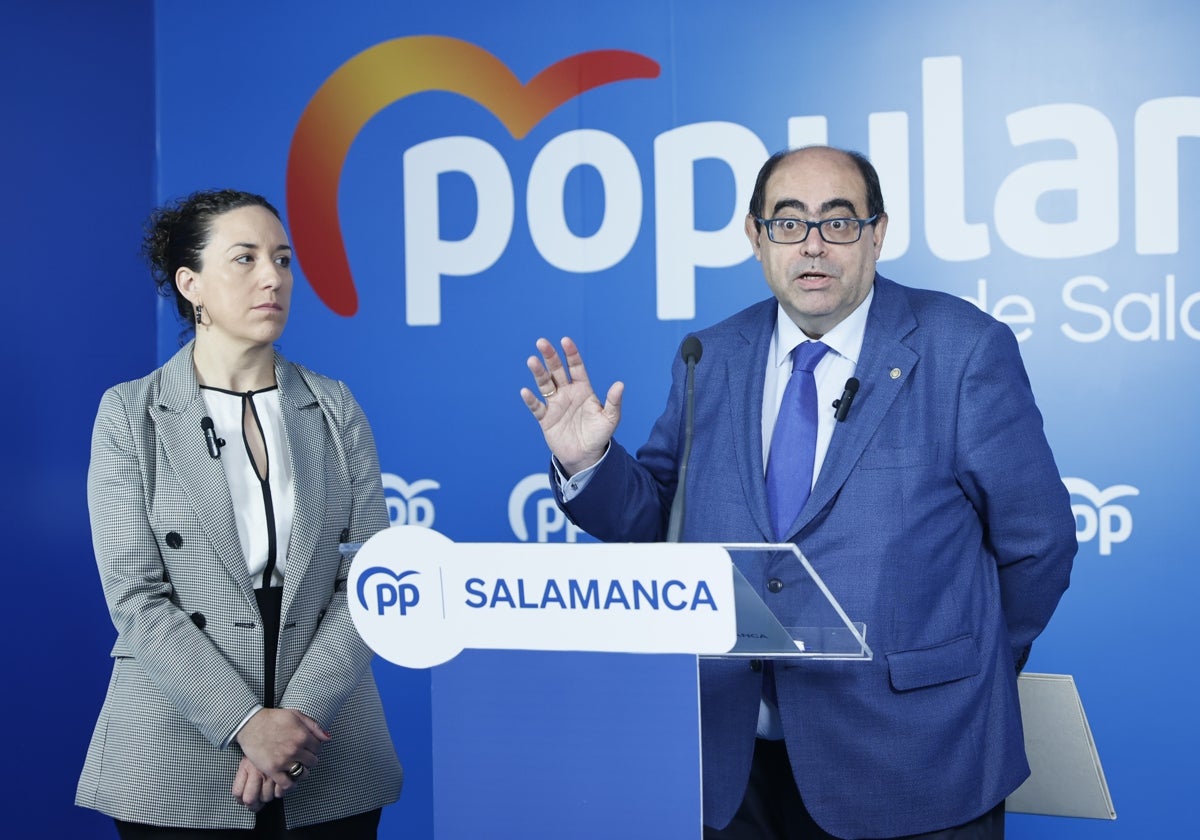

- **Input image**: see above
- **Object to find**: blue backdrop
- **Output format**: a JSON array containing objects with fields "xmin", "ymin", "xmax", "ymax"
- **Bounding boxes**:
[{"xmin": 6, "ymin": 1, "xmax": 1196, "ymax": 837}]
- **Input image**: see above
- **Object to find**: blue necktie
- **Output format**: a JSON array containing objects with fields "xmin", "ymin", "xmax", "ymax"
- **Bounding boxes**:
[{"xmin": 766, "ymin": 341, "xmax": 830, "ymax": 541}]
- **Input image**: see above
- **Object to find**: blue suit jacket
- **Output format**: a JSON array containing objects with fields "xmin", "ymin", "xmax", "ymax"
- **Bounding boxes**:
[{"xmin": 559, "ymin": 275, "xmax": 1076, "ymax": 838}]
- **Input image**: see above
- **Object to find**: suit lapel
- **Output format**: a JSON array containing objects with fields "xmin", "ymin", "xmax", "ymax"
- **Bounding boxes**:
[
  {"xmin": 727, "ymin": 304, "xmax": 777, "ymax": 541},
  {"xmin": 276, "ymin": 357, "xmax": 326, "ymax": 619},
  {"xmin": 803, "ymin": 277, "xmax": 918, "ymax": 527},
  {"xmin": 151, "ymin": 343, "xmax": 257, "ymax": 605}
]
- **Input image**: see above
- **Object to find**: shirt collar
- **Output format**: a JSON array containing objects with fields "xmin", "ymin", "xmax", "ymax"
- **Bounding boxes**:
[{"xmin": 773, "ymin": 283, "xmax": 875, "ymax": 368}]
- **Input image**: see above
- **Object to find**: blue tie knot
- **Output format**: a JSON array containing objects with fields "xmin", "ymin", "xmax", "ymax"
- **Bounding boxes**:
[{"xmin": 792, "ymin": 341, "xmax": 830, "ymax": 373}]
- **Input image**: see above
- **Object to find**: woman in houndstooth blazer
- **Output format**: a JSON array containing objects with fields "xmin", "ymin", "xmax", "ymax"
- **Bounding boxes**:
[{"xmin": 76, "ymin": 190, "xmax": 402, "ymax": 837}]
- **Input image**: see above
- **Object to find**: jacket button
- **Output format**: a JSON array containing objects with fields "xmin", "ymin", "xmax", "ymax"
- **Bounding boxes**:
[
  {"xmin": 190, "ymin": 612, "xmax": 206, "ymax": 630},
  {"xmin": 767, "ymin": 578, "xmax": 784, "ymax": 593},
  {"xmin": 165, "ymin": 532, "xmax": 183, "ymax": 549},
  {"xmin": 749, "ymin": 659, "xmax": 763, "ymax": 672}
]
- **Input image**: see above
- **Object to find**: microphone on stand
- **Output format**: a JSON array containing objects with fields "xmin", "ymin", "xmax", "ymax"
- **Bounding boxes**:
[{"xmin": 666, "ymin": 336, "xmax": 703, "ymax": 543}]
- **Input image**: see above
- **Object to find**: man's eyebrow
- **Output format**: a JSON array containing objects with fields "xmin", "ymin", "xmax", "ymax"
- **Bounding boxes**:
[{"xmin": 770, "ymin": 197, "xmax": 860, "ymax": 216}]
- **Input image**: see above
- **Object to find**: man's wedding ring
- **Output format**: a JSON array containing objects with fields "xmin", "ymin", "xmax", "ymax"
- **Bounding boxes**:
[
  {"xmin": 287, "ymin": 761, "xmax": 305, "ymax": 780},
  {"xmin": 540, "ymin": 385, "xmax": 557, "ymax": 398}
]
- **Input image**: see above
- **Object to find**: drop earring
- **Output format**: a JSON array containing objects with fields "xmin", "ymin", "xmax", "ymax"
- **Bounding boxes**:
[{"xmin": 194, "ymin": 304, "xmax": 203, "ymax": 325}]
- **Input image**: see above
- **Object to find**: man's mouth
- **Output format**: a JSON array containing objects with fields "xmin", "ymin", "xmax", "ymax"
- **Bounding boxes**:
[{"xmin": 796, "ymin": 269, "xmax": 832, "ymax": 284}]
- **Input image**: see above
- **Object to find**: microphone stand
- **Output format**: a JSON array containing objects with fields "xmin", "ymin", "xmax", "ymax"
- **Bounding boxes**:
[{"xmin": 666, "ymin": 338, "xmax": 701, "ymax": 542}]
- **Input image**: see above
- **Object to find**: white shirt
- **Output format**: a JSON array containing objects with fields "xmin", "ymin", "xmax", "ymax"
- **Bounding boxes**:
[
  {"xmin": 200, "ymin": 386, "xmax": 296, "ymax": 589},
  {"xmin": 762, "ymin": 286, "xmax": 872, "ymax": 482},
  {"xmin": 202, "ymin": 385, "xmax": 297, "ymax": 747}
]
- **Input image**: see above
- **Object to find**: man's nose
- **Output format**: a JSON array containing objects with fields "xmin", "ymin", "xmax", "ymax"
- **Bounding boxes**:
[{"xmin": 798, "ymin": 224, "xmax": 827, "ymax": 256}]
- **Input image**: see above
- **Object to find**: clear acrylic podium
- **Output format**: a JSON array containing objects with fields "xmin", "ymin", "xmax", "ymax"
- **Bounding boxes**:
[
  {"xmin": 708, "ymin": 542, "xmax": 872, "ymax": 661},
  {"xmin": 345, "ymin": 530, "xmax": 872, "ymax": 838}
]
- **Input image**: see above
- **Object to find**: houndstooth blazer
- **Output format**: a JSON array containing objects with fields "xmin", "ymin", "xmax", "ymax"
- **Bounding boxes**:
[{"xmin": 76, "ymin": 342, "xmax": 403, "ymax": 830}]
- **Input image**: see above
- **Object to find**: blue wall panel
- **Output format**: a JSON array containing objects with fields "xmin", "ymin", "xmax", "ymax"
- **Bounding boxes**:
[{"xmin": 1, "ymin": 2, "xmax": 156, "ymax": 838}]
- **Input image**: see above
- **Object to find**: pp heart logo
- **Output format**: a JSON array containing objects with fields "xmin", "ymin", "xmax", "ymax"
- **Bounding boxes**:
[
  {"xmin": 286, "ymin": 36, "xmax": 660, "ymax": 316},
  {"xmin": 356, "ymin": 566, "xmax": 421, "ymax": 616}
]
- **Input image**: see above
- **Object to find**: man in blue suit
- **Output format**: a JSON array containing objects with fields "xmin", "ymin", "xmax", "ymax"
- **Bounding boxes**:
[{"xmin": 521, "ymin": 146, "xmax": 1076, "ymax": 839}]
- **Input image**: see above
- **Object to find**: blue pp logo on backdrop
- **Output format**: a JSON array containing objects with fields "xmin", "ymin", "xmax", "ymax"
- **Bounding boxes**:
[
  {"xmin": 357, "ymin": 567, "xmax": 422, "ymax": 616},
  {"xmin": 509, "ymin": 474, "xmax": 585, "ymax": 543},
  {"xmin": 382, "ymin": 472, "xmax": 439, "ymax": 528},
  {"xmin": 1065, "ymin": 477, "xmax": 1139, "ymax": 557}
]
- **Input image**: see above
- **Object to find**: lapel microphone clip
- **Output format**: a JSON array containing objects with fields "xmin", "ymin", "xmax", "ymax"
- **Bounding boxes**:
[
  {"xmin": 833, "ymin": 377, "xmax": 860, "ymax": 422},
  {"xmin": 200, "ymin": 416, "xmax": 226, "ymax": 459}
]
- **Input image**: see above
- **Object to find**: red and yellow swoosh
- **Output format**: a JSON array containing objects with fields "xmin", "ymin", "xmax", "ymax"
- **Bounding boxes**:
[{"xmin": 286, "ymin": 36, "xmax": 660, "ymax": 316}]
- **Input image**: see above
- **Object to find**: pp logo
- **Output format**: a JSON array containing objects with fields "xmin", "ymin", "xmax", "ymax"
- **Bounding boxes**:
[
  {"xmin": 356, "ymin": 567, "xmax": 421, "ymax": 616},
  {"xmin": 508, "ymin": 474, "xmax": 584, "ymax": 542},
  {"xmin": 349, "ymin": 527, "xmax": 457, "ymax": 668},
  {"xmin": 1064, "ymin": 477, "xmax": 1139, "ymax": 556},
  {"xmin": 382, "ymin": 472, "xmax": 439, "ymax": 527}
]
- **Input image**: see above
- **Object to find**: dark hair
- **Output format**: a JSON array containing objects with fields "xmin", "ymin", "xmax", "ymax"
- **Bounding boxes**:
[
  {"xmin": 142, "ymin": 189, "xmax": 282, "ymax": 329},
  {"xmin": 748, "ymin": 146, "xmax": 885, "ymax": 227}
]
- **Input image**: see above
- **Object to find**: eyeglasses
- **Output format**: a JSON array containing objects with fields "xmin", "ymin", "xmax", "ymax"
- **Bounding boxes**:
[{"xmin": 755, "ymin": 214, "xmax": 879, "ymax": 245}]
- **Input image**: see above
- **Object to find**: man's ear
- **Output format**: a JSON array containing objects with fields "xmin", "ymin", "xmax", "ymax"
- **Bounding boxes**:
[
  {"xmin": 744, "ymin": 213, "xmax": 763, "ymax": 261},
  {"xmin": 870, "ymin": 212, "xmax": 889, "ymax": 260}
]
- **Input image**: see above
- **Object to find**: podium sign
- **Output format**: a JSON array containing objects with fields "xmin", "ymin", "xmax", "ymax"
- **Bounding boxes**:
[
  {"xmin": 348, "ymin": 526, "xmax": 737, "ymax": 668},
  {"xmin": 347, "ymin": 528, "xmax": 872, "ymax": 668}
]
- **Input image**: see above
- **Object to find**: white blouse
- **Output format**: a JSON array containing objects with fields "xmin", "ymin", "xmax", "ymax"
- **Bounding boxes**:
[{"xmin": 200, "ymin": 386, "xmax": 295, "ymax": 589}]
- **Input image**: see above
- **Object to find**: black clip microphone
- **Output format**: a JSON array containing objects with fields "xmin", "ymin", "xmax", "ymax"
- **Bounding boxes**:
[
  {"xmin": 833, "ymin": 377, "xmax": 860, "ymax": 422},
  {"xmin": 666, "ymin": 335, "xmax": 703, "ymax": 543},
  {"xmin": 201, "ymin": 416, "xmax": 226, "ymax": 459}
]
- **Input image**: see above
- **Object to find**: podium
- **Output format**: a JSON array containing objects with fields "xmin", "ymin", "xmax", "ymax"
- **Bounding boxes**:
[
  {"xmin": 346, "ymin": 526, "xmax": 870, "ymax": 838},
  {"xmin": 349, "ymin": 528, "xmax": 1114, "ymax": 836}
]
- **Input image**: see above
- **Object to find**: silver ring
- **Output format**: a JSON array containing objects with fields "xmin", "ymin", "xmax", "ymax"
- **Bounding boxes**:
[
  {"xmin": 540, "ymin": 385, "xmax": 557, "ymax": 398},
  {"xmin": 286, "ymin": 761, "xmax": 304, "ymax": 780}
]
